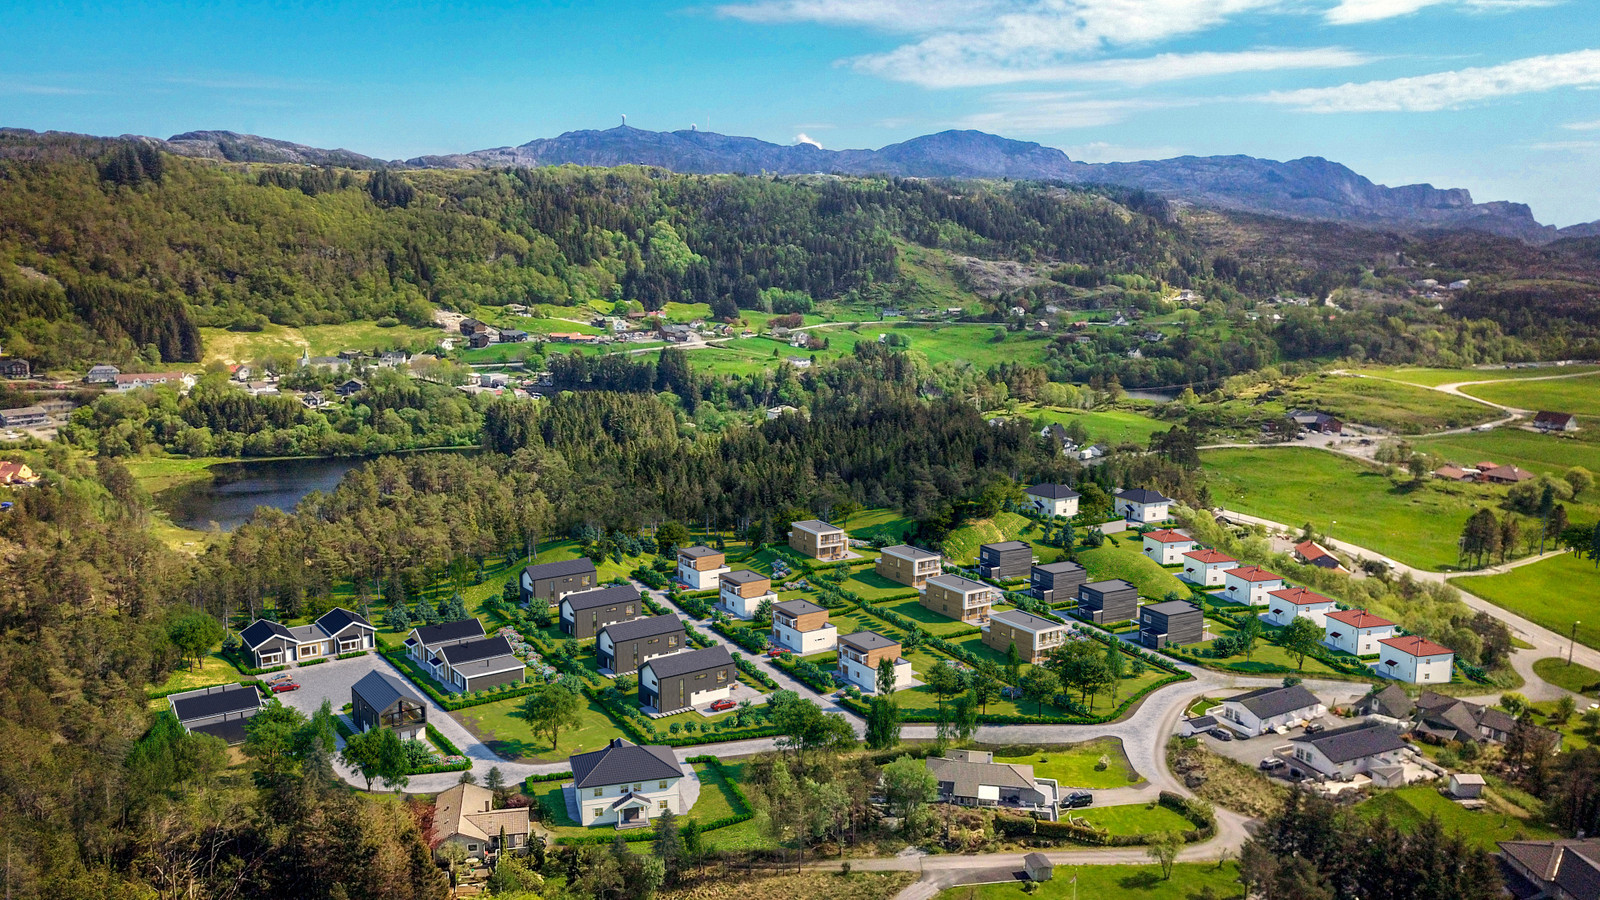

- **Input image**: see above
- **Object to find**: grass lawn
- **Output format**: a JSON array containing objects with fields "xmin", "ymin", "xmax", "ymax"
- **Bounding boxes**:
[
  {"xmin": 198, "ymin": 321, "xmax": 442, "ymax": 366},
  {"xmin": 457, "ymin": 694, "xmax": 622, "ymax": 762},
  {"xmin": 994, "ymin": 403, "xmax": 1170, "ymax": 447},
  {"xmin": 531, "ymin": 761, "xmax": 757, "ymax": 844},
  {"xmin": 1203, "ymin": 446, "xmax": 1534, "ymax": 571},
  {"xmin": 845, "ymin": 571, "xmax": 925, "ymax": 603},
  {"xmin": 1282, "ymin": 373, "xmax": 1495, "ymax": 432},
  {"xmin": 1532, "ymin": 657, "xmax": 1600, "ymax": 697},
  {"xmin": 1415, "ymin": 428, "xmax": 1600, "ymax": 487},
  {"xmin": 1358, "ymin": 785, "xmax": 1560, "ymax": 851},
  {"xmin": 843, "ymin": 508, "xmax": 916, "ymax": 541},
  {"xmin": 1076, "ymin": 542, "xmax": 1190, "ymax": 599},
  {"xmin": 1360, "ymin": 365, "xmax": 1600, "ymax": 388},
  {"xmin": 875, "ymin": 595, "xmax": 982, "ymax": 637},
  {"xmin": 148, "ymin": 650, "xmax": 247, "ymax": 694},
  {"xmin": 1067, "ymin": 802, "xmax": 1195, "ymax": 836},
  {"xmin": 1187, "ymin": 697, "xmax": 1220, "ymax": 717},
  {"xmin": 992, "ymin": 738, "xmax": 1144, "ymax": 788},
  {"xmin": 1185, "ymin": 616, "xmax": 1352, "ymax": 680},
  {"xmin": 1461, "ymin": 372, "xmax": 1600, "ymax": 417},
  {"xmin": 941, "ymin": 512, "xmax": 1034, "ymax": 564},
  {"xmin": 1457, "ymin": 553, "xmax": 1600, "ymax": 650},
  {"xmin": 939, "ymin": 862, "xmax": 1242, "ymax": 900}
]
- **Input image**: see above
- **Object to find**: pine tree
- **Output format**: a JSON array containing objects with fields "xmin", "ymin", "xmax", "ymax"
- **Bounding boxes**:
[{"xmin": 384, "ymin": 602, "xmax": 410, "ymax": 632}]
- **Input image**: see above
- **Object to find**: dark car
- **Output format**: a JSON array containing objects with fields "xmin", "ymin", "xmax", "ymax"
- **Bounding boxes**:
[
  {"xmin": 270, "ymin": 681, "xmax": 300, "ymax": 693},
  {"xmin": 1209, "ymin": 728, "xmax": 1234, "ymax": 742},
  {"xmin": 1061, "ymin": 790, "xmax": 1093, "ymax": 809},
  {"xmin": 1303, "ymin": 722, "xmax": 1326, "ymax": 735}
]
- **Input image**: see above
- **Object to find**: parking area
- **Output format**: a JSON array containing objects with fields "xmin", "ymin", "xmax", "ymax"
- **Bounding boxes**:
[
  {"xmin": 1196, "ymin": 716, "xmax": 1340, "ymax": 778},
  {"xmin": 268, "ymin": 654, "xmax": 391, "ymax": 719},
  {"xmin": 693, "ymin": 681, "xmax": 767, "ymax": 717}
]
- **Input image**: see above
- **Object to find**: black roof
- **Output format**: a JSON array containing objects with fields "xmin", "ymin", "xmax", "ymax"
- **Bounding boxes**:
[
  {"xmin": 1082, "ymin": 578, "xmax": 1137, "ymax": 593},
  {"xmin": 599, "ymin": 614, "xmax": 685, "ymax": 643},
  {"xmin": 352, "ymin": 669, "xmax": 422, "ymax": 712},
  {"xmin": 562, "ymin": 583, "xmax": 641, "ymax": 612},
  {"xmin": 411, "ymin": 618, "xmax": 487, "ymax": 647},
  {"xmin": 190, "ymin": 719, "xmax": 251, "ymax": 745},
  {"xmin": 1116, "ymin": 488, "xmax": 1172, "ymax": 504},
  {"xmin": 720, "ymin": 569, "xmax": 768, "ymax": 585},
  {"xmin": 678, "ymin": 545, "xmax": 722, "ymax": 559},
  {"xmin": 240, "ymin": 618, "xmax": 293, "ymax": 648},
  {"xmin": 990, "ymin": 609, "xmax": 1064, "ymax": 632},
  {"xmin": 570, "ymin": 738, "xmax": 682, "ymax": 788},
  {"xmin": 315, "ymin": 607, "xmax": 371, "ymax": 636},
  {"xmin": 1142, "ymin": 600, "xmax": 1198, "ymax": 616},
  {"xmin": 774, "ymin": 598, "xmax": 826, "ymax": 617},
  {"xmin": 1227, "ymin": 684, "xmax": 1321, "ymax": 719},
  {"xmin": 522, "ymin": 558, "xmax": 597, "ymax": 581},
  {"xmin": 838, "ymin": 630, "xmax": 899, "ymax": 653},
  {"xmin": 982, "ymin": 540, "xmax": 1031, "ymax": 552},
  {"xmin": 171, "ymin": 684, "xmax": 262, "ymax": 723},
  {"xmin": 440, "ymin": 635, "xmax": 517, "ymax": 666},
  {"xmin": 1026, "ymin": 483, "xmax": 1081, "ymax": 500},
  {"xmin": 1035, "ymin": 561, "xmax": 1085, "ymax": 575},
  {"xmin": 641, "ymin": 645, "xmax": 733, "ymax": 678},
  {"xmin": 1290, "ymin": 720, "xmax": 1408, "ymax": 763}
]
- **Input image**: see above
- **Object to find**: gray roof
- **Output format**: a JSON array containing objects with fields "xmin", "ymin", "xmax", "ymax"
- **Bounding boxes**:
[
  {"xmin": 170, "ymin": 684, "xmax": 261, "ymax": 723},
  {"xmin": 1082, "ymin": 578, "xmax": 1136, "ymax": 593},
  {"xmin": 1361, "ymin": 684, "xmax": 1414, "ymax": 718},
  {"xmin": 315, "ymin": 607, "xmax": 371, "ymax": 636},
  {"xmin": 928, "ymin": 573, "xmax": 992, "ymax": 594},
  {"xmin": 522, "ymin": 558, "xmax": 597, "ymax": 581},
  {"xmin": 679, "ymin": 545, "xmax": 722, "ymax": 559},
  {"xmin": 440, "ymin": 635, "xmax": 517, "ymax": 666},
  {"xmin": 925, "ymin": 754, "xmax": 1038, "ymax": 798},
  {"xmin": 720, "ymin": 569, "xmax": 768, "ymax": 585},
  {"xmin": 1116, "ymin": 488, "xmax": 1173, "ymax": 504},
  {"xmin": 774, "ymin": 598, "xmax": 826, "ymax": 617},
  {"xmin": 1025, "ymin": 483, "xmax": 1081, "ymax": 500},
  {"xmin": 570, "ymin": 738, "xmax": 683, "ymax": 789},
  {"xmin": 990, "ymin": 609, "xmax": 1065, "ymax": 633},
  {"xmin": 1290, "ymin": 720, "xmax": 1408, "ymax": 763},
  {"xmin": 599, "ymin": 614, "xmax": 684, "ymax": 643},
  {"xmin": 562, "ymin": 584, "xmax": 641, "ymax": 612},
  {"xmin": 791, "ymin": 519, "xmax": 841, "ymax": 533},
  {"xmin": 1035, "ymin": 561, "xmax": 1085, "ymax": 575},
  {"xmin": 883, "ymin": 544, "xmax": 940, "ymax": 560},
  {"xmin": 641, "ymin": 645, "xmax": 733, "ymax": 679},
  {"xmin": 838, "ymin": 630, "xmax": 899, "ymax": 653},
  {"xmin": 982, "ymin": 541, "xmax": 1031, "ymax": 552},
  {"xmin": 409, "ymin": 618, "xmax": 486, "ymax": 648},
  {"xmin": 351, "ymin": 669, "xmax": 422, "ymax": 712},
  {"xmin": 449, "ymin": 653, "xmax": 525, "ymax": 680},
  {"xmin": 240, "ymin": 618, "xmax": 293, "ymax": 648},
  {"xmin": 1226, "ymin": 684, "xmax": 1321, "ymax": 720},
  {"xmin": 1142, "ymin": 600, "xmax": 1199, "ymax": 616}
]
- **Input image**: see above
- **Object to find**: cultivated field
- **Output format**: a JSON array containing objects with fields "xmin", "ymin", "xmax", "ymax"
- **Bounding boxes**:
[
  {"xmin": 1281, "ymin": 373, "xmax": 1496, "ymax": 432},
  {"xmin": 1359, "ymin": 365, "xmax": 1600, "ymax": 387},
  {"xmin": 1460, "ymin": 372, "xmax": 1600, "ymax": 417},
  {"xmin": 1456, "ymin": 552, "xmax": 1600, "ymax": 651}
]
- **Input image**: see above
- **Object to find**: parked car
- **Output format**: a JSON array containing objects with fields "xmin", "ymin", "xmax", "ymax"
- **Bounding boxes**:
[
  {"xmin": 1303, "ymin": 722, "xmax": 1326, "ymax": 735},
  {"xmin": 1208, "ymin": 728, "xmax": 1234, "ymax": 742},
  {"xmin": 1260, "ymin": 758, "xmax": 1287, "ymax": 772},
  {"xmin": 270, "ymin": 681, "xmax": 300, "ymax": 693},
  {"xmin": 709, "ymin": 698, "xmax": 736, "ymax": 712},
  {"xmin": 1061, "ymin": 790, "xmax": 1093, "ymax": 809},
  {"xmin": 766, "ymin": 649, "xmax": 790, "ymax": 658}
]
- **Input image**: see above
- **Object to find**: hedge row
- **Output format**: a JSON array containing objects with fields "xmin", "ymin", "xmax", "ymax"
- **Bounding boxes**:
[
  {"xmin": 381, "ymin": 648, "xmax": 541, "ymax": 711},
  {"xmin": 426, "ymin": 723, "xmax": 463, "ymax": 757},
  {"xmin": 580, "ymin": 681, "xmax": 783, "ymax": 748},
  {"xmin": 220, "ymin": 650, "xmax": 289, "ymax": 677},
  {"xmin": 336, "ymin": 650, "xmax": 369, "ymax": 660},
  {"xmin": 841, "ymin": 672, "xmax": 1187, "ymax": 725},
  {"xmin": 713, "ymin": 620, "xmax": 769, "ymax": 654},
  {"xmin": 771, "ymin": 654, "xmax": 837, "ymax": 694},
  {"xmin": 406, "ymin": 758, "xmax": 472, "ymax": 776},
  {"xmin": 522, "ymin": 771, "xmax": 573, "ymax": 786},
  {"xmin": 555, "ymin": 755, "xmax": 756, "ymax": 845},
  {"xmin": 735, "ymin": 657, "xmax": 779, "ymax": 690}
]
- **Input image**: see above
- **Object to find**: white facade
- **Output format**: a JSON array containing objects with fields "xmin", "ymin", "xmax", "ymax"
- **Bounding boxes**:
[
  {"xmin": 1179, "ymin": 551, "xmax": 1236, "ymax": 587},
  {"xmin": 1376, "ymin": 638, "xmax": 1455, "ymax": 684},
  {"xmin": 1261, "ymin": 589, "xmax": 1336, "ymax": 629},
  {"xmin": 717, "ymin": 584, "xmax": 774, "ymax": 619},
  {"xmin": 677, "ymin": 560, "xmax": 730, "ymax": 591},
  {"xmin": 1290, "ymin": 741, "xmax": 1405, "ymax": 780},
  {"xmin": 1323, "ymin": 611, "xmax": 1396, "ymax": 656},
  {"xmin": 577, "ymin": 775, "xmax": 686, "ymax": 827},
  {"xmin": 1122, "ymin": 499, "xmax": 1169, "ymax": 522},
  {"xmin": 1024, "ymin": 491, "xmax": 1079, "ymax": 518},
  {"xmin": 1218, "ymin": 699, "xmax": 1326, "ymax": 737},
  {"xmin": 839, "ymin": 656, "xmax": 914, "ymax": 694},
  {"xmin": 1141, "ymin": 532, "xmax": 1197, "ymax": 565},
  {"xmin": 772, "ymin": 619, "xmax": 837, "ymax": 654},
  {"xmin": 1223, "ymin": 567, "xmax": 1284, "ymax": 606}
]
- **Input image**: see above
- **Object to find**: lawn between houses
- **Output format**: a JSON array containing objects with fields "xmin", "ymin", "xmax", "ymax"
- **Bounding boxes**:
[
  {"xmin": 939, "ymin": 862, "xmax": 1243, "ymax": 900},
  {"xmin": 1357, "ymin": 785, "xmax": 1561, "ymax": 852},
  {"xmin": 989, "ymin": 739, "xmax": 1144, "ymax": 789}
]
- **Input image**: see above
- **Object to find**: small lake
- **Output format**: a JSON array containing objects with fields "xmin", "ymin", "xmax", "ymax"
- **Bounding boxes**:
[{"xmin": 161, "ymin": 457, "xmax": 365, "ymax": 532}]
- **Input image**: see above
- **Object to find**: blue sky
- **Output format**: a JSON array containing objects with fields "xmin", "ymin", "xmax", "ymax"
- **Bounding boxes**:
[{"xmin": 2, "ymin": 0, "xmax": 1597, "ymax": 224}]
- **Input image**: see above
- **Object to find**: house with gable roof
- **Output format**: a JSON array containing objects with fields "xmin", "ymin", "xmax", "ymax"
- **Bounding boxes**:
[
  {"xmin": 238, "ymin": 608, "xmax": 375, "ymax": 668},
  {"xmin": 568, "ymin": 738, "xmax": 691, "ymax": 828}
]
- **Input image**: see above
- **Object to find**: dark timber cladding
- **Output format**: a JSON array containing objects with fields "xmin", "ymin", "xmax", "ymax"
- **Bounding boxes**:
[
  {"xmin": 350, "ymin": 669, "xmax": 427, "ymax": 740},
  {"xmin": 639, "ymin": 645, "xmax": 733, "ymax": 712},
  {"xmin": 978, "ymin": 541, "xmax": 1033, "ymax": 580},
  {"xmin": 520, "ymin": 557, "xmax": 597, "ymax": 605},
  {"xmin": 598, "ymin": 614, "xmax": 686, "ymax": 675},
  {"xmin": 560, "ymin": 584, "xmax": 642, "ymax": 639},
  {"xmin": 1139, "ymin": 600, "xmax": 1203, "ymax": 648},
  {"xmin": 1030, "ymin": 561, "xmax": 1086, "ymax": 603},
  {"xmin": 1075, "ymin": 579, "xmax": 1138, "ymax": 624}
]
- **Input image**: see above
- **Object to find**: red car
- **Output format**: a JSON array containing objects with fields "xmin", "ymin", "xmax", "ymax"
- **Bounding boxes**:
[
  {"xmin": 766, "ymin": 648, "xmax": 790, "ymax": 658},
  {"xmin": 709, "ymin": 698, "xmax": 736, "ymax": 712},
  {"xmin": 270, "ymin": 681, "xmax": 300, "ymax": 693}
]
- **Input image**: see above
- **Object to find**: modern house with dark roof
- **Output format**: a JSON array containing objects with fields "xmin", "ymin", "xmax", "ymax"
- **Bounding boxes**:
[
  {"xmin": 771, "ymin": 598, "xmax": 837, "ymax": 654},
  {"xmin": 639, "ymin": 645, "xmax": 735, "ymax": 714},
  {"xmin": 559, "ymin": 584, "xmax": 643, "ymax": 639},
  {"xmin": 1139, "ymin": 600, "xmax": 1204, "ymax": 648},
  {"xmin": 1288, "ymin": 720, "xmax": 1411, "ymax": 782},
  {"xmin": 238, "ymin": 608, "xmax": 375, "ymax": 668},
  {"xmin": 436, "ymin": 636, "xmax": 526, "ymax": 693},
  {"xmin": 1114, "ymin": 488, "xmax": 1172, "ymax": 523},
  {"xmin": 1290, "ymin": 410, "xmax": 1343, "ymax": 434},
  {"xmin": 788, "ymin": 519, "xmax": 847, "ymax": 561},
  {"xmin": 1030, "ymin": 560, "xmax": 1086, "ymax": 603},
  {"xmin": 717, "ymin": 569, "xmax": 775, "ymax": 619},
  {"xmin": 350, "ymin": 669, "xmax": 427, "ymax": 741},
  {"xmin": 676, "ymin": 545, "xmax": 729, "ymax": 591},
  {"xmin": 1180, "ymin": 548, "xmax": 1237, "ymax": 586},
  {"xmin": 978, "ymin": 541, "xmax": 1034, "ymax": 580},
  {"xmin": 568, "ymin": 738, "xmax": 691, "ymax": 828},
  {"xmin": 168, "ymin": 683, "xmax": 264, "ymax": 745},
  {"xmin": 1216, "ymin": 684, "xmax": 1325, "ymax": 737},
  {"xmin": 1499, "ymin": 838, "xmax": 1600, "ymax": 900},
  {"xmin": 983, "ymin": 609, "xmax": 1070, "ymax": 663},
  {"xmin": 597, "ymin": 614, "xmax": 686, "ymax": 676},
  {"xmin": 922, "ymin": 573, "xmax": 1000, "ymax": 625},
  {"xmin": 1023, "ymin": 483, "xmax": 1080, "ymax": 518},
  {"xmin": 405, "ymin": 618, "xmax": 487, "ymax": 670},
  {"xmin": 925, "ymin": 749, "xmax": 1059, "ymax": 814},
  {"xmin": 1075, "ymin": 579, "xmax": 1138, "ymax": 625},
  {"xmin": 519, "ymin": 558, "xmax": 597, "ymax": 606}
]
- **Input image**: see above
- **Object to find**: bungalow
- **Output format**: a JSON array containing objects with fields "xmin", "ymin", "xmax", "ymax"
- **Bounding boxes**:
[
  {"xmin": 978, "ymin": 541, "xmax": 1034, "ymax": 580},
  {"xmin": 519, "ymin": 558, "xmax": 598, "ymax": 606},
  {"xmin": 1499, "ymin": 838, "xmax": 1600, "ymax": 900},
  {"xmin": 406, "ymin": 618, "xmax": 488, "ymax": 673},
  {"xmin": 1217, "ymin": 684, "xmax": 1325, "ymax": 737},
  {"xmin": 922, "ymin": 573, "xmax": 999, "ymax": 625},
  {"xmin": 0, "ymin": 406, "xmax": 47, "ymax": 428},
  {"xmin": 1141, "ymin": 528, "xmax": 1196, "ymax": 565},
  {"xmin": 983, "ymin": 609, "xmax": 1069, "ymax": 664},
  {"xmin": 717, "ymin": 569, "xmax": 775, "ymax": 619},
  {"xmin": 639, "ymin": 646, "xmax": 734, "ymax": 713},
  {"xmin": 1356, "ymin": 683, "xmax": 1416, "ymax": 720},
  {"xmin": 350, "ymin": 669, "xmax": 427, "ymax": 742},
  {"xmin": 433, "ymin": 782, "xmax": 532, "ymax": 860},
  {"xmin": 676, "ymin": 545, "xmax": 730, "ymax": 591},
  {"xmin": 570, "ymin": 738, "xmax": 690, "ymax": 828},
  {"xmin": 1139, "ymin": 600, "xmax": 1204, "ymax": 648},
  {"xmin": 1075, "ymin": 579, "xmax": 1139, "ymax": 625},
  {"xmin": 598, "ymin": 615, "xmax": 686, "ymax": 676},
  {"xmin": 1377, "ymin": 635, "xmax": 1455, "ymax": 684},
  {"xmin": 1180, "ymin": 548, "xmax": 1237, "ymax": 587},
  {"xmin": 0, "ymin": 358, "xmax": 30, "ymax": 379},
  {"xmin": 1323, "ymin": 608, "xmax": 1395, "ymax": 656},
  {"xmin": 836, "ymin": 630, "xmax": 913, "ymax": 695},
  {"xmin": 925, "ymin": 749, "xmax": 1058, "ymax": 813},
  {"xmin": 1262, "ymin": 587, "xmax": 1337, "ymax": 628},
  {"xmin": 435, "ymin": 636, "xmax": 526, "ymax": 693},
  {"xmin": 788, "ymin": 519, "xmax": 847, "ymax": 561},
  {"xmin": 1534, "ymin": 411, "xmax": 1580, "ymax": 432},
  {"xmin": 1114, "ymin": 488, "xmax": 1173, "ymax": 523},
  {"xmin": 1024, "ymin": 483, "xmax": 1080, "ymax": 518},
  {"xmin": 784, "ymin": 356, "xmax": 813, "ymax": 369},
  {"xmin": 1293, "ymin": 540, "xmax": 1345, "ymax": 572},
  {"xmin": 0, "ymin": 460, "xmax": 38, "ymax": 485},
  {"xmin": 1433, "ymin": 465, "xmax": 1474, "ymax": 482},
  {"xmin": 560, "ymin": 584, "xmax": 643, "ymax": 639},
  {"xmin": 84, "ymin": 364, "xmax": 120, "ymax": 383},
  {"xmin": 771, "ymin": 598, "xmax": 837, "ymax": 655},
  {"xmin": 1223, "ymin": 565, "xmax": 1284, "ymax": 606},
  {"xmin": 1030, "ymin": 560, "xmax": 1086, "ymax": 603},
  {"xmin": 1481, "ymin": 464, "xmax": 1536, "ymax": 484},
  {"xmin": 168, "ymin": 683, "xmax": 263, "ymax": 745},
  {"xmin": 876, "ymin": 544, "xmax": 942, "ymax": 589},
  {"xmin": 113, "ymin": 372, "xmax": 191, "ymax": 391},
  {"xmin": 1412, "ymin": 692, "xmax": 1555, "ymax": 747},
  {"xmin": 238, "ymin": 608, "xmax": 376, "ymax": 668},
  {"xmin": 1288, "ymin": 720, "xmax": 1411, "ymax": 781},
  {"xmin": 1290, "ymin": 410, "xmax": 1343, "ymax": 434}
]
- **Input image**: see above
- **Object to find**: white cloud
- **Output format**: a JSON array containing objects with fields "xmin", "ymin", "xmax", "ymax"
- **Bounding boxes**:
[
  {"xmin": 0, "ymin": 81, "xmax": 95, "ymax": 95},
  {"xmin": 1565, "ymin": 118, "xmax": 1600, "ymax": 130},
  {"xmin": 1259, "ymin": 49, "xmax": 1600, "ymax": 112},
  {"xmin": 1324, "ymin": 0, "xmax": 1558, "ymax": 23},
  {"xmin": 879, "ymin": 47, "xmax": 1371, "ymax": 90},
  {"xmin": 957, "ymin": 93, "xmax": 1186, "ymax": 131},
  {"xmin": 1062, "ymin": 141, "xmax": 1187, "ymax": 162},
  {"xmin": 1527, "ymin": 139, "xmax": 1600, "ymax": 151},
  {"xmin": 794, "ymin": 133, "xmax": 823, "ymax": 147}
]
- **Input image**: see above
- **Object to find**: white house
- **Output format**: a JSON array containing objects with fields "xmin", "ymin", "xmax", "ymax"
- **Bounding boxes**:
[
  {"xmin": 1024, "ymin": 483, "xmax": 1080, "ymax": 518},
  {"xmin": 1180, "ymin": 548, "xmax": 1237, "ymax": 587},
  {"xmin": 1223, "ymin": 565, "xmax": 1285, "ymax": 606},
  {"xmin": 569, "ymin": 738, "xmax": 692, "ymax": 828},
  {"xmin": 1141, "ymin": 528, "xmax": 1197, "ymax": 565},
  {"xmin": 836, "ymin": 630, "xmax": 914, "ymax": 695},
  {"xmin": 1377, "ymin": 635, "xmax": 1455, "ymax": 684},
  {"xmin": 1323, "ymin": 608, "xmax": 1396, "ymax": 656},
  {"xmin": 1261, "ymin": 587, "xmax": 1337, "ymax": 628},
  {"xmin": 717, "ymin": 570, "xmax": 775, "ymax": 619},
  {"xmin": 1288, "ymin": 721, "xmax": 1411, "ymax": 782},
  {"xmin": 1114, "ymin": 488, "xmax": 1172, "ymax": 523},
  {"xmin": 676, "ymin": 546, "xmax": 730, "ymax": 591},
  {"xmin": 770, "ymin": 598, "xmax": 838, "ymax": 655},
  {"xmin": 1216, "ymin": 684, "xmax": 1325, "ymax": 737}
]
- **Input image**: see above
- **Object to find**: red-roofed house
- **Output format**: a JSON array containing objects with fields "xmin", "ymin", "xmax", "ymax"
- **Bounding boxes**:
[
  {"xmin": 0, "ymin": 460, "xmax": 37, "ymax": 485},
  {"xmin": 1141, "ymin": 529, "xmax": 1197, "ymax": 565},
  {"xmin": 1180, "ymin": 548, "xmax": 1237, "ymax": 587},
  {"xmin": 1432, "ymin": 465, "xmax": 1473, "ymax": 482},
  {"xmin": 1224, "ymin": 565, "xmax": 1284, "ymax": 606},
  {"xmin": 1323, "ymin": 609, "xmax": 1396, "ymax": 656},
  {"xmin": 1293, "ymin": 540, "xmax": 1346, "ymax": 572},
  {"xmin": 1481, "ymin": 465, "xmax": 1536, "ymax": 484},
  {"xmin": 1378, "ymin": 635, "xmax": 1454, "ymax": 684},
  {"xmin": 1262, "ymin": 587, "xmax": 1338, "ymax": 628}
]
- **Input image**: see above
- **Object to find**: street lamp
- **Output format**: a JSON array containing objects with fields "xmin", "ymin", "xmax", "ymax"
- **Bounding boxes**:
[{"xmin": 1571, "ymin": 620, "xmax": 1581, "ymax": 666}]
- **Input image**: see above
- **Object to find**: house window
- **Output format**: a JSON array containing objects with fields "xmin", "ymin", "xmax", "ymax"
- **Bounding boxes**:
[
  {"xmin": 716, "ymin": 671, "xmax": 727, "ymax": 683},
  {"xmin": 659, "ymin": 800, "xmax": 670, "ymax": 810},
  {"xmin": 658, "ymin": 780, "xmax": 668, "ymax": 789},
  {"xmin": 633, "ymin": 783, "xmax": 642, "ymax": 792},
  {"xmin": 594, "ymin": 808, "xmax": 604, "ymax": 818},
  {"xmin": 468, "ymin": 844, "xmax": 479, "ymax": 852}
]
